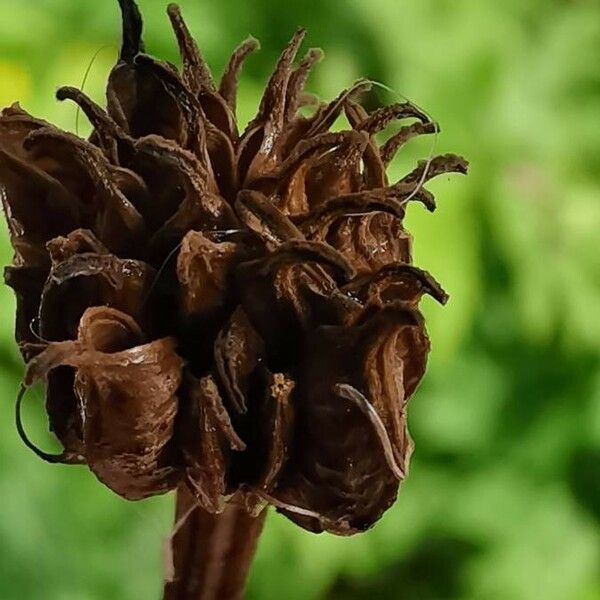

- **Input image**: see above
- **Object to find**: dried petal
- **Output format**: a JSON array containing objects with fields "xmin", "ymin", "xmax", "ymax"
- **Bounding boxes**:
[
  {"xmin": 0, "ymin": 146, "xmax": 80, "ymax": 265},
  {"xmin": 304, "ymin": 131, "xmax": 368, "ymax": 206},
  {"xmin": 38, "ymin": 252, "xmax": 155, "ymax": 341},
  {"xmin": 24, "ymin": 306, "xmax": 184, "ymax": 499},
  {"xmin": 305, "ymin": 79, "xmax": 371, "ymax": 138},
  {"xmin": 133, "ymin": 136, "xmax": 237, "ymax": 260},
  {"xmin": 24, "ymin": 128, "xmax": 145, "ymax": 255},
  {"xmin": 0, "ymin": 103, "xmax": 50, "ymax": 160},
  {"xmin": 108, "ymin": 63, "xmax": 187, "ymax": 143},
  {"xmin": 319, "ymin": 213, "xmax": 413, "ymax": 275},
  {"xmin": 235, "ymin": 189, "xmax": 304, "ymax": 248},
  {"xmin": 118, "ymin": 0, "xmax": 145, "ymax": 62},
  {"xmin": 108, "ymin": 4, "xmax": 185, "ymax": 144},
  {"xmin": 345, "ymin": 101, "xmax": 387, "ymax": 189},
  {"xmin": 236, "ymin": 241, "xmax": 356, "ymax": 367},
  {"xmin": 271, "ymin": 131, "xmax": 364, "ymax": 217},
  {"xmin": 234, "ymin": 370, "xmax": 295, "ymax": 507},
  {"xmin": 240, "ymin": 29, "xmax": 306, "ymax": 184},
  {"xmin": 183, "ymin": 375, "xmax": 245, "ymax": 511},
  {"xmin": 176, "ymin": 230, "xmax": 260, "ymax": 373},
  {"xmin": 3, "ymin": 265, "xmax": 47, "ymax": 357},
  {"xmin": 177, "ymin": 230, "xmax": 258, "ymax": 322},
  {"xmin": 257, "ymin": 373, "xmax": 294, "ymax": 490},
  {"xmin": 214, "ymin": 307, "xmax": 265, "ymax": 414},
  {"xmin": 46, "ymin": 229, "xmax": 109, "ymax": 264},
  {"xmin": 273, "ymin": 306, "xmax": 422, "ymax": 534},
  {"xmin": 56, "ymin": 86, "xmax": 134, "ymax": 164},
  {"xmin": 342, "ymin": 263, "xmax": 449, "ymax": 309}
]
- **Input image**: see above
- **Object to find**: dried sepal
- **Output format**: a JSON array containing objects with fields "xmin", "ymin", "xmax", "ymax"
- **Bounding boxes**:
[{"xmin": 176, "ymin": 230, "xmax": 255, "ymax": 322}]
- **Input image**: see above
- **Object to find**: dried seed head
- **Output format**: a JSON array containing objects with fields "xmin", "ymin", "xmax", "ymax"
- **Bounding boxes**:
[{"xmin": 0, "ymin": 1, "xmax": 467, "ymax": 534}]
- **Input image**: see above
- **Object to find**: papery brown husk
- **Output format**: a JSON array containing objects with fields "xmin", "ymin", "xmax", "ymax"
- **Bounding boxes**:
[{"xmin": 1, "ymin": 0, "xmax": 467, "ymax": 546}]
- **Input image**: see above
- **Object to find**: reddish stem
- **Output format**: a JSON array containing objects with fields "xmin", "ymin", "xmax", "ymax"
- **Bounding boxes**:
[{"xmin": 163, "ymin": 486, "xmax": 266, "ymax": 600}]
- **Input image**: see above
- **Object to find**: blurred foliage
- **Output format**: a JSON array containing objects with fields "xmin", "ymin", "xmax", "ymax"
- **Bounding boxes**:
[{"xmin": 0, "ymin": 1, "xmax": 599, "ymax": 599}]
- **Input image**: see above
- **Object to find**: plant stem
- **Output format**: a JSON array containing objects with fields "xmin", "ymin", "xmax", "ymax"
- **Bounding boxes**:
[{"xmin": 163, "ymin": 486, "xmax": 266, "ymax": 600}]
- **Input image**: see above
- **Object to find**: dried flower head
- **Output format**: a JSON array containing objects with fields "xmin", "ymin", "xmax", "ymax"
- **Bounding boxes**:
[{"xmin": 0, "ymin": 0, "xmax": 467, "ymax": 535}]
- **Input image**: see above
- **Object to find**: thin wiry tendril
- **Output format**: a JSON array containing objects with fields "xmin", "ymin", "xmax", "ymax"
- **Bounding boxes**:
[
  {"xmin": 15, "ymin": 384, "xmax": 83, "ymax": 465},
  {"xmin": 334, "ymin": 383, "xmax": 406, "ymax": 480}
]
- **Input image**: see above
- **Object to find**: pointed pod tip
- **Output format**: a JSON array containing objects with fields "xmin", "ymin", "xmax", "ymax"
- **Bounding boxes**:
[
  {"xmin": 245, "ymin": 36, "xmax": 261, "ymax": 52},
  {"xmin": 55, "ymin": 86, "xmax": 77, "ymax": 102},
  {"xmin": 166, "ymin": 2, "xmax": 181, "ymax": 16},
  {"xmin": 118, "ymin": 0, "xmax": 145, "ymax": 63},
  {"xmin": 354, "ymin": 78, "xmax": 373, "ymax": 95},
  {"xmin": 308, "ymin": 47, "xmax": 325, "ymax": 63},
  {"xmin": 442, "ymin": 153, "xmax": 469, "ymax": 175},
  {"xmin": 289, "ymin": 27, "xmax": 307, "ymax": 50}
]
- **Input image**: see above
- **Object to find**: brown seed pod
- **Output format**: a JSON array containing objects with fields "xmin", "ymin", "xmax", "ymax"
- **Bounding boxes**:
[{"xmin": 1, "ymin": 0, "xmax": 467, "ymax": 536}]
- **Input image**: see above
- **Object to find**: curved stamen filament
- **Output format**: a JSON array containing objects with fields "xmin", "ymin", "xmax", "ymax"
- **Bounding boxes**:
[
  {"xmin": 16, "ymin": 384, "xmax": 83, "ymax": 465},
  {"xmin": 334, "ymin": 383, "xmax": 406, "ymax": 480}
]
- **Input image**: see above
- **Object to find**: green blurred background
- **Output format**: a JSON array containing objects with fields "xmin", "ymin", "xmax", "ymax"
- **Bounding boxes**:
[{"xmin": 1, "ymin": 1, "xmax": 599, "ymax": 598}]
